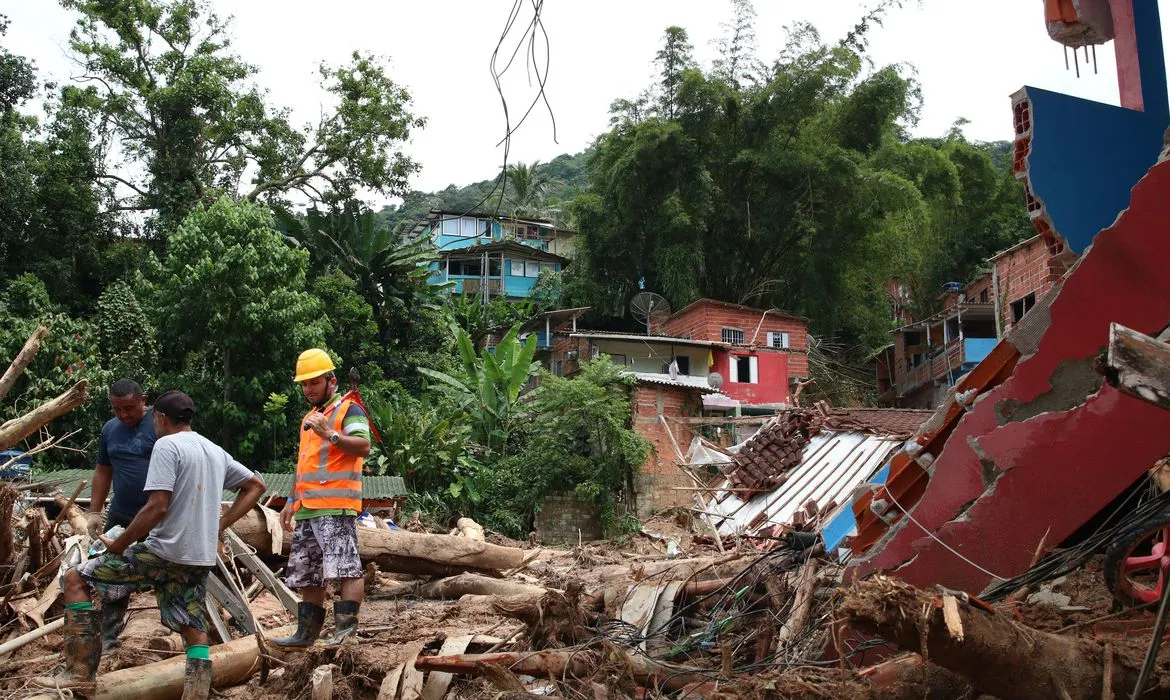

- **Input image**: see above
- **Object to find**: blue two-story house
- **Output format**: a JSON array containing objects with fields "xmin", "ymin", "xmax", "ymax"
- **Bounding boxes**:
[{"xmin": 408, "ymin": 211, "xmax": 576, "ymax": 301}]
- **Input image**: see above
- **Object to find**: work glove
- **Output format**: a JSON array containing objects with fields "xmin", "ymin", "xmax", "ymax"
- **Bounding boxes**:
[{"xmin": 85, "ymin": 511, "xmax": 105, "ymax": 539}]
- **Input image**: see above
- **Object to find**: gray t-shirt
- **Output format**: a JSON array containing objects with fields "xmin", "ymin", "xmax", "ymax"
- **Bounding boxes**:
[{"xmin": 143, "ymin": 431, "xmax": 257, "ymax": 566}]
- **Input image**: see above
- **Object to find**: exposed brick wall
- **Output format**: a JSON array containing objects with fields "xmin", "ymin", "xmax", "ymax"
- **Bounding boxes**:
[
  {"xmin": 992, "ymin": 236, "xmax": 1072, "ymax": 334},
  {"xmin": 536, "ymin": 492, "xmax": 604, "ymax": 543},
  {"xmin": 631, "ymin": 384, "xmax": 702, "ymax": 515}
]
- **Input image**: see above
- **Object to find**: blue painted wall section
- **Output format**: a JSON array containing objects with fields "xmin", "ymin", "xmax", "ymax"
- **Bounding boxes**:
[{"xmin": 1021, "ymin": 0, "xmax": 1169, "ymax": 255}]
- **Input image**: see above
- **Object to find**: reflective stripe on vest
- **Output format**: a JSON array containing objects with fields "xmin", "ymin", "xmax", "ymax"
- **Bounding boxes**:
[{"xmin": 293, "ymin": 398, "xmax": 364, "ymax": 512}]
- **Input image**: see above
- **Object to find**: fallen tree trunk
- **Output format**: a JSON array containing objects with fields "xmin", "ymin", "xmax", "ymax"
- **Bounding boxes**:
[
  {"xmin": 841, "ymin": 575, "xmax": 1163, "ymax": 700},
  {"xmin": 0, "ymin": 380, "xmax": 90, "ymax": 451},
  {"xmin": 415, "ymin": 650, "xmax": 705, "ymax": 692},
  {"xmin": 231, "ymin": 509, "xmax": 525, "ymax": 574},
  {"xmin": 0, "ymin": 326, "xmax": 48, "ymax": 404},
  {"xmin": 418, "ymin": 573, "xmax": 547, "ymax": 600},
  {"xmin": 94, "ymin": 624, "xmax": 295, "ymax": 700}
]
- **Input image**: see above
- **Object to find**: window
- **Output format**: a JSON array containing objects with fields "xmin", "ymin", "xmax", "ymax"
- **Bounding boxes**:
[
  {"xmin": 540, "ymin": 262, "xmax": 556, "ymax": 274},
  {"xmin": 554, "ymin": 360, "xmax": 563, "ymax": 377},
  {"xmin": 488, "ymin": 258, "xmax": 501, "ymax": 277},
  {"xmin": 460, "ymin": 217, "xmax": 479, "ymax": 237},
  {"xmin": 766, "ymin": 331, "xmax": 790, "ymax": 349},
  {"xmin": 440, "ymin": 217, "xmax": 459, "ymax": 236},
  {"xmin": 980, "ymin": 289, "xmax": 989, "ymax": 303},
  {"xmin": 509, "ymin": 260, "xmax": 525, "ymax": 276},
  {"xmin": 904, "ymin": 331, "xmax": 922, "ymax": 347},
  {"xmin": 1010, "ymin": 293, "xmax": 1037, "ymax": 323},
  {"xmin": 447, "ymin": 259, "xmax": 482, "ymax": 277},
  {"xmin": 525, "ymin": 261, "xmax": 541, "ymax": 277},
  {"xmin": 728, "ymin": 355, "xmax": 758, "ymax": 384},
  {"xmin": 721, "ymin": 328, "xmax": 745, "ymax": 345},
  {"xmin": 662, "ymin": 357, "xmax": 691, "ymax": 375}
]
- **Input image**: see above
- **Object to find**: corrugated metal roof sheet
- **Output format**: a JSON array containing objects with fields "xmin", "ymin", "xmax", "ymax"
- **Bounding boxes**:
[
  {"xmin": 22, "ymin": 470, "xmax": 409, "ymax": 503},
  {"xmin": 623, "ymin": 372, "xmax": 724, "ymax": 394},
  {"xmin": 706, "ymin": 432, "xmax": 902, "ymax": 535}
]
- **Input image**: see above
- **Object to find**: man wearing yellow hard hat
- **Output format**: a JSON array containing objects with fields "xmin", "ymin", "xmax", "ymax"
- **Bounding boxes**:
[{"xmin": 271, "ymin": 349, "xmax": 371, "ymax": 650}]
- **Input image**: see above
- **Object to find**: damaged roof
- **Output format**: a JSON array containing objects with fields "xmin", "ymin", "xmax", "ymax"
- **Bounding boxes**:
[{"xmin": 622, "ymin": 371, "xmax": 725, "ymax": 394}]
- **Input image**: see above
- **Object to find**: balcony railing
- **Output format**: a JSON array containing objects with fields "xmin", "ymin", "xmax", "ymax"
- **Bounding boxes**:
[
  {"xmin": 897, "ymin": 336, "xmax": 997, "ymax": 396},
  {"xmin": 459, "ymin": 278, "xmax": 504, "ymax": 295}
]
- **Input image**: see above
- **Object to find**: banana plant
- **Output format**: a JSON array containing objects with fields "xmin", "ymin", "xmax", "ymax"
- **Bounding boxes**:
[{"xmin": 419, "ymin": 324, "xmax": 539, "ymax": 458}]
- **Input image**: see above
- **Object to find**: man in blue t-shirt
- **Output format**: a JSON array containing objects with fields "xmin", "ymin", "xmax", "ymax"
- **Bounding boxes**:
[{"xmin": 86, "ymin": 378, "xmax": 156, "ymax": 650}]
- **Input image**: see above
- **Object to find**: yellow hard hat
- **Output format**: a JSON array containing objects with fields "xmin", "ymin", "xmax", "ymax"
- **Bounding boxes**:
[{"xmin": 293, "ymin": 348, "xmax": 335, "ymax": 383}]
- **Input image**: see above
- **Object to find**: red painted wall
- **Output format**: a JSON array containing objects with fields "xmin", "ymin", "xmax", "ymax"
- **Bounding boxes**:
[{"xmin": 711, "ymin": 349, "xmax": 791, "ymax": 404}]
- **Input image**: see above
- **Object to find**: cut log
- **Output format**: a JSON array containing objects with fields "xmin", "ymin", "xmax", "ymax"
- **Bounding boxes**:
[
  {"xmin": 230, "ymin": 509, "xmax": 524, "ymax": 573},
  {"xmin": 841, "ymin": 575, "xmax": 1164, "ymax": 700},
  {"xmin": 0, "ymin": 380, "xmax": 90, "ymax": 451},
  {"xmin": 50, "ymin": 486, "xmax": 89, "ymax": 542},
  {"xmin": 452, "ymin": 518, "xmax": 485, "ymax": 541},
  {"xmin": 418, "ymin": 573, "xmax": 547, "ymax": 600},
  {"xmin": 92, "ymin": 624, "xmax": 295, "ymax": 700},
  {"xmin": 0, "ymin": 326, "xmax": 48, "ymax": 403},
  {"xmin": 311, "ymin": 665, "xmax": 334, "ymax": 700},
  {"xmin": 414, "ymin": 650, "xmax": 705, "ymax": 693}
]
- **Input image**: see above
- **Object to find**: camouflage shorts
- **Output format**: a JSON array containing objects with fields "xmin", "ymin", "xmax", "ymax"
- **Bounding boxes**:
[
  {"xmin": 285, "ymin": 515, "xmax": 362, "ymax": 589},
  {"xmin": 77, "ymin": 543, "xmax": 211, "ymax": 634}
]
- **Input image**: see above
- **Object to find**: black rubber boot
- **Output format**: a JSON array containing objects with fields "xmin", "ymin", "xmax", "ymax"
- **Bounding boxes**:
[
  {"xmin": 100, "ymin": 595, "xmax": 130, "ymax": 651},
  {"xmin": 181, "ymin": 658, "xmax": 212, "ymax": 700},
  {"xmin": 323, "ymin": 600, "xmax": 360, "ymax": 646},
  {"xmin": 33, "ymin": 608, "xmax": 102, "ymax": 691},
  {"xmin": 270, "ymin": 602, "xmax": 325, "ymax": 650}
]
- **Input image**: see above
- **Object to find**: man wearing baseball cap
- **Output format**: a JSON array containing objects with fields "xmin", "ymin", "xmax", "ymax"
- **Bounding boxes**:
[
  {"xmin": 38, "ymin": 391, "xmax": 266, "ymax": 698},
  {"xmin": 272, "ymin": 349, "xmax": 370, "ymax": 650}
]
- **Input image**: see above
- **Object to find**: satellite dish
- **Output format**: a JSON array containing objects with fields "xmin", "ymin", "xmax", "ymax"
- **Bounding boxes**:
[
  {"xmin": 708, "ymin": 372, "xmax": 724, "ymax": 390},
  {"xmin": 629, "ymin": 292, "xmax": 672, "ymax": 334}
]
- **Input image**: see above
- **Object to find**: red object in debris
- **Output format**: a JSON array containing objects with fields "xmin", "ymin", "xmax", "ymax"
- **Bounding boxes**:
[{"xmin": 1115, "ymin": 523, "xmax": 1170, "ymax": 605}]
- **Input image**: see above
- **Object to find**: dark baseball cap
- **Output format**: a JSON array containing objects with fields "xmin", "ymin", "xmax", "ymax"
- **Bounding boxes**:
[{"xmin": 154, "ymin": 390, "xmax": 195, "ymax": 424}]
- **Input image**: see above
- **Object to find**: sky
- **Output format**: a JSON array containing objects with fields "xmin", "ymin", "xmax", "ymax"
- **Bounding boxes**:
[{"xmin": 6, "ymin": 0, "xmax": 1168, "ymax": 207}]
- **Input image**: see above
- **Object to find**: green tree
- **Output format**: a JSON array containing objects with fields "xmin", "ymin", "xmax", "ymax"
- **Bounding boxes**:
[
  {"xmin": 276, "ymin": 200, "xmax": 443, "ymax": 352},
  {"xmin": 95, "ymin": 280, "xmax": 158, "ymax": 389},
  {"xmin": 138, "ymin": 197, "xmax": 328, "ymax": 464},
  {"xmin": 711, "ymin": 0, "xmax": 765, "ymax": 90},
  {"xmin": 310, "ymin": 270, "xmax": 382, "ymax": 382},
  {"xmin": 480, "ymin": 357, "xmax": 650, "ymax": 535},
  {"xmin": 504, "ymin": 160, "xmax": 554, "ymax": 216},
  {"xmin": 654, "ymin": 26, "xmax": 696, "ymax": 120},
  {"xmin": 418, "ymin": 326, "xmax": 539, "ymax": 459},
  {"xmin": 59, "ymin": 0, "xmax": 424, "ymax": 231}
]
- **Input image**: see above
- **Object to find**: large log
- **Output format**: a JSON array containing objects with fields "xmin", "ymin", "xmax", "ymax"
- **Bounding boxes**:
[
  {"xmin": 0, "ymin": 326, "xmax": 48, "ymax": 403},
  {"xmin": 93, "ymin": 624, "xmax": 295, "ymax": 700},
  {"xmin": 230, "ymin": 509, "xmax": 525, "ymax": 573},
  {"xmin": 418, "ymin": 573, "xmax": 546, "ymax": 600},
  {"xmin": 841, "ymin": 575, "xmax": 1166, "ymax": 700},
  {"xmin": 414, "ymin": 651, "xmax": 705, "ymax": 693},
  {"xmin": 0, "ymin": 380, "xmax": 90, "ymax": 451}
]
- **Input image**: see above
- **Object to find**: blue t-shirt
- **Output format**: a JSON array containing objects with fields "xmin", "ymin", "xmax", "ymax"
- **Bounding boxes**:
[{"xmin": 96, "ymin": 408, "xmax": 157, "ymax": 523}]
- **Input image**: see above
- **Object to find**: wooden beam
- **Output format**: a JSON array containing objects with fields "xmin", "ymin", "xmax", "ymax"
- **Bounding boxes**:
[{"xmin": 1107, "ymin": 323, "xmax": 1170, "ymax": 411}]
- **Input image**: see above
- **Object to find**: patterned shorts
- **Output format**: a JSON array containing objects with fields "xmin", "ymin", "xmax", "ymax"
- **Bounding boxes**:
[
  {"xmin": 77, "ymin": 544, "xmax": 211, "ymax": 634},
  {"xmin": 285, "ymin": 515, "xmax": 363, "ymax": 589}
]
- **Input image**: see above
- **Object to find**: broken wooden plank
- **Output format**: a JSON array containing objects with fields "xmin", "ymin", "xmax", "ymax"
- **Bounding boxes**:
[
  {"xmin": 205, "ymin": 592, "xmax": 232, "ymax": 644},
  {"xmin": 420, "ymin": 635, "xmax": 473, "ymax": 700},
  {"xmin": 1107, "ymin": 322, "xmax": 1170, "ymax": 411},
  {"xmin": 311, "ymin": 665, "xmax": 334, "ymax": 700},
  {"xmin": 377, "ymin": 663, "xmax": 405, "ymax": 700},
  {"xmin": 206, "ymin": 575, "xmax": 255, "ymax": 635},
  {"xmin": 400, "ymin": 643, "xmax": 426, "ymax": 700},
  {"xmin": 223, "ymin": 529, "xmax": 299, "ymax": 615}
]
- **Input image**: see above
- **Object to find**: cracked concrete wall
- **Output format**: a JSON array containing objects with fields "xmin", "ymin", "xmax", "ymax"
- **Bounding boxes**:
[{"xmin": 847, "ymin": 158, "xmax": 1170, "ymax": 594}]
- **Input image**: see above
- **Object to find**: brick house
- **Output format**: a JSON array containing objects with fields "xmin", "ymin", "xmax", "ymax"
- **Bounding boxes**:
[
  {"xmin": 879, "ymin": 235, "xmax": 1076, "ymax": 409},
  {"xmin": 527, "ymin": 298, "xmax": 810, "ymax": 515},
  {"xmin": 658, "ymin": 299, "xmax": 810, "ymax": 406}
]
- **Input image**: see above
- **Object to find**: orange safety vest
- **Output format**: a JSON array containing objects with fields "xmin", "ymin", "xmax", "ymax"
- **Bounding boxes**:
[{"xmin": 293, "ymin": 398, "xmax": 364, "ymax": 513}]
